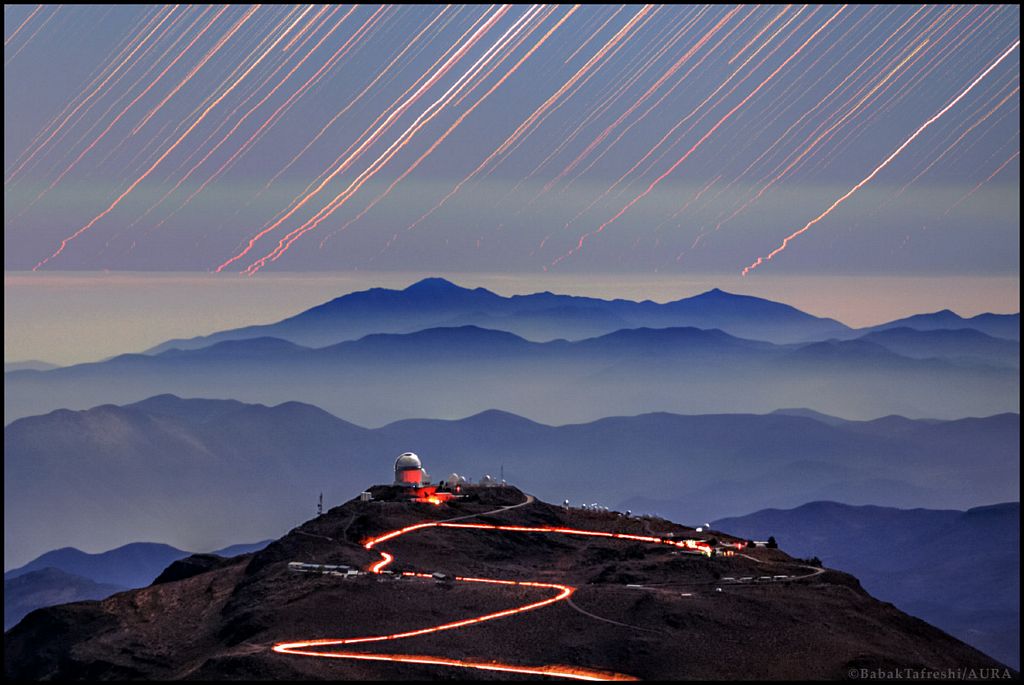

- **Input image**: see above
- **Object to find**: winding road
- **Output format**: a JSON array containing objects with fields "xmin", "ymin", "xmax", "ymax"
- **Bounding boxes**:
[{"xmin": 271, "ymin": 494, "xmax": 817, "ymax": 681}]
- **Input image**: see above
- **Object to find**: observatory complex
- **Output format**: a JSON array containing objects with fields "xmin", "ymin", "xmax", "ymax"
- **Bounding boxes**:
[{"xmin": 359, "ymin": 452, "xmax": 504, "ymax": 506}]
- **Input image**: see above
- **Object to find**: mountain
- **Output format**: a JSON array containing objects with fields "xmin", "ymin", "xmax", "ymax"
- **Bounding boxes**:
[
  {"xmin": 140, "ymin": 279, "xmax": 1019, "ymax": 356},
  {"xmin": 143, "ymin": 277, "xmax": 853, "ymax": 352},
  {"xmin": 853, "ymin": 327, "xmax": 1019, "ymax": 367},
  {"xmin": 7, "ymin": 279, "xmax": 1017, "ymax": 426},
  {"xmin": 3, "ymin": 488, "xmax": 1010, "ymax": 679},
  {"xmin": 5, "ymin": 323, "xmax": 1017, "ymax": 425},
  {"xmin": 3, "ymin": 540, "xmax": 273, "ymax": 633},
  {"xmin": 5, "ymin": 396, "xmax": 1018, "ymax": 569},
  {"xmin": 5, "ymin": 540, "xmax": 274, "ymax": 587},
  {"xmin": 713, "ymin": 502, "xmax": 1021, "ymax": 669},
  {"xmin": 4, "ymin": 543, "xmax": 190, "ymax": 588},
  {"xmin": 4, "ymin": 569, "xmax": 124, "ymax": 631},
  {"xmin": 857, "ymin": 310, "xmax": 1019, "ymax": 341}
]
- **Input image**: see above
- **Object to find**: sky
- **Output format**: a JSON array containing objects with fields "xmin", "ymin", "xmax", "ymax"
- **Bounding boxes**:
[{"xmin": 3, "ymin": 5, "xmax": 1019, "ymax": 277}]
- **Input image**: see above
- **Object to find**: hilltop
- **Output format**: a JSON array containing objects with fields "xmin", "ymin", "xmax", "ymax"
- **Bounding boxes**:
[{"xmin": 4, "ymin": 487, "xmax": 1010, "ymax": 680}]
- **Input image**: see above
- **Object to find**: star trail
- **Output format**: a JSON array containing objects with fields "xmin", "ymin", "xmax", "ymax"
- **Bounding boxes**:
[{"xmin": 4, "ymin": 5, "xmax": 1019, "ymax": 275}]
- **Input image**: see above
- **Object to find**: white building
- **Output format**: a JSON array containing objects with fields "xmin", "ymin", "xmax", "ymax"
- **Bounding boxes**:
[{"xmin": 394, "ymin": 452, "xmax": 427, "ymax": 486}]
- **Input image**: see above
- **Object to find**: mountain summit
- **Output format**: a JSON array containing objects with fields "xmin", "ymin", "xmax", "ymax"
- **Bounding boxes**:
[
  {"xmin": 403, "ymin": 276, "xmax": 481, "ymax": 294},
  {"xmin": 4, "ymin": 487, "xmax": 1010, "ymax": 679}
]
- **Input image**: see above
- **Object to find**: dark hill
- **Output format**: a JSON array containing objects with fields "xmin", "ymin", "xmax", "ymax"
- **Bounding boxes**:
[{"xmin": 3, "ymin": 489, "xmax": 1010, "ymax": 680}]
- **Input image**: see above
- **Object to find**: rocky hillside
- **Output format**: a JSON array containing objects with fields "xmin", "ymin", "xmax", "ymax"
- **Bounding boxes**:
[{"xmin": 4, "ymin": 488, "xmax": 1011, "ymax": 680}]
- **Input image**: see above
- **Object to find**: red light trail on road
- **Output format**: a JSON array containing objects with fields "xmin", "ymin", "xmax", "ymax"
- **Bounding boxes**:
[{"xmin": 272, "ymin": 514, "xmax": 713, "ymax": 679}]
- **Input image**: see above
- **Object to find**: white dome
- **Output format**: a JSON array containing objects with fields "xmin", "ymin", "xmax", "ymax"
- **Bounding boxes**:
[{"xmin": 395, "ymin": 452, "xmax": 422, "ymax": 471}]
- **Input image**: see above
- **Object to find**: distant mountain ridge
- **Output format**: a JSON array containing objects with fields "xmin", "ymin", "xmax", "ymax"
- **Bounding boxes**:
[
  {"xmin": 7, "ymin": 278, "xmax": 1016, "ymax": 425},
  {"xmin": 5, "ymin": 395, "xmax": 1017, "ymax": 569},
  {"xmin": 3, "ymin": 539, "xmax": 273, "ymax": 631},
  {"xmin": 6, "ymin": 321, "xmax": 1017, "ymax": 425},
  {"xmin": 143, "ymin": 277, "xmax": 855, "ymax": 352},
  {"xmin": 853, "ymin": 327, "xmax": 1019, "ymax": 367},
  {"xmin": 139, "ymin": 279, "xmax": 1018, "ymax": 357},
  {"xmin": 858, "ymin": 309, "xmax": 1019, "ymax": 340},
  {"xmin": 5, "ymin": 543, "xmax": 188, "ymax": 588},
  {"xmin": 4, "ymin": 568, "xmax": 124, "ymax": 631},
  {"xmin": 5, "ymin": 540, "xmax": 273, "ymax": 585},
  {"xmin": 713, "ymin": 501, "xmax": 1020, "ymax": 669}
]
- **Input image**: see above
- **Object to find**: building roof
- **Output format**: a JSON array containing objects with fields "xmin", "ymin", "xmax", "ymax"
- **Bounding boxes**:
[{"xmin": 395, "ymin": 452, "xmax": 422, "ymax": 471}]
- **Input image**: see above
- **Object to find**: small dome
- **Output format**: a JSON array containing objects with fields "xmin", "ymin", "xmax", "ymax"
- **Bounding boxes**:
[{"xmin": 395, "ymin": 452, "xmax": 422, "ymax": 471}]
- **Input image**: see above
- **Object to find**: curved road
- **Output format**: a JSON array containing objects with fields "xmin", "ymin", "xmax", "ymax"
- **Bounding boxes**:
[{"xmin": 272, "ymin": 494, "xmax": 815, "ymax": 680}]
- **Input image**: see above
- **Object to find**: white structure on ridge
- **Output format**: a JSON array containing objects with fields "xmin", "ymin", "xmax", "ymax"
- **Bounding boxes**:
[{"xmin": 394, "ymin": 452, "xmax": 427, "ymax": 487}]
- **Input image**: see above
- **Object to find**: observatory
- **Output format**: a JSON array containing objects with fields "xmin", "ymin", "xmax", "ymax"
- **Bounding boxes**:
[
  {"xmin": 389, "ymin": 452, "xmax": 455, "ymax": 505},
  {"xmin": 394, "ymin": 452, "xmax": 426, "ymax": 487}
]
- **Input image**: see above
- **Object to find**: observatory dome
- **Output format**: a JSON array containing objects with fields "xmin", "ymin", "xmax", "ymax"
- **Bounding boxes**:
[
  {"xmin": 394, "ymin": 452, "xmax": 425, "ymax": 487},
  {"xmin": 395, "ymin": 452, "xmax": 422, "ymax": 471}
]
